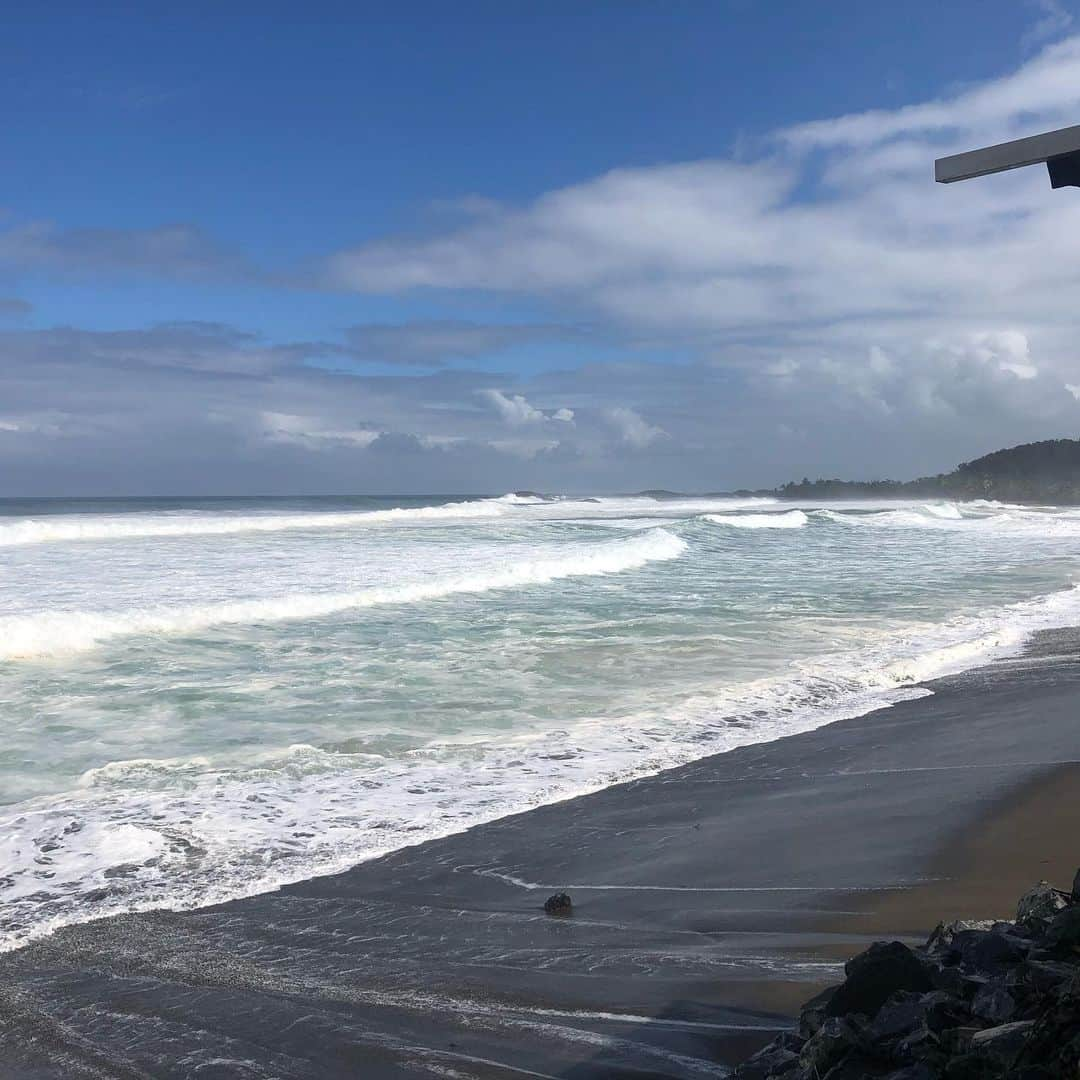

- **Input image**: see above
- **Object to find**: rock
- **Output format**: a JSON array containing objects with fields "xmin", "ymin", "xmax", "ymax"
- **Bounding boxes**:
[
  {"xmin": 819, "ymin": 1054, "xmax": 885, "ymax": 1079},
  {"xmin": 948, "ymin": 928, "xmax": 1027, "ymax": 974},
  {"xmin": 921, "ymin": 955, "xmax": 965, "ymax": 996},
  {"xmin": 864, "ymin": 991, "xmax": 927, "ymax": 1043},
  {"xmin": 893, "ymin": 1022, "xmax": 937, "ymax": 1063},
  {"xmin": 923, "ymin": 991, "xmax": 971, "ymax": 1034},
  {"xmin": 732, "ymin": 1036, "xmax": 803, "ymax": 1079},
  {"xmin": 969, "ymin": 1019, "xmax": 1035, "ymax": 1063},
  {"xmin": 798, "ymin": 984, "xmax": 837, "ymax": 1039},
  {"xmin": 1015, "ymin": 881, "xmax": 1068, "ymax": 928},
  {"xmin": 971, "ymin": 984, "xmax": 1015, "ymax": 1024},
  {"xmin": 1042, "ymin": 904, "xmax": 1080, "ymax": 954},
  {"xmin": 926, "ymin": 920, "xmax": 996, "ymax": 955},
  {"xmin": 1018, "ymin": 957, "xmax": 1077, "ymax": 994},
  {"xmin": 940, "ymin": 1052, "xmax": 1008, "ymax": 1078},
  {"xmin": 799, "ymin": 1016, "xmax": 861, "ymax": 1077},
  {"xmin": 882, "ymin": 1067, "xmax": 938, "ymax": 1080},
  {"xmin": 732, "ymin": 877, "xmax": 1079, "ymax": 1080},
  {"xmin": 826, "ymin": 941, "xmax": 933, "ymax": 1020},
  {"xmin": 938, "ymin": 1026, "xmax": 980, "ymax": 1055},
  {"xmin": 542, "ymin": 892, "xmax": 572, "ymax": 916},
  {"xmin": 1072, "ymin": 867, "xmax": 1080, "ymax": 903},
  {"xmin": 1012, "ymin": 973, "xmax": 1080, "ymax": 1076}
]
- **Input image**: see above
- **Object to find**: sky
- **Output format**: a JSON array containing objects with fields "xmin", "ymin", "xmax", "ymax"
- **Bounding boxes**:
[{"xmin": 3, "ymin": 1, "xmax": 1080, "ymax": 496}]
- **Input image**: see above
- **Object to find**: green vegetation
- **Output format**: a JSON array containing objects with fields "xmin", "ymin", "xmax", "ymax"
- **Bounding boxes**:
[{"xmin": 777, "ymin": 438, "xmax": 1080, "ymax": 504}]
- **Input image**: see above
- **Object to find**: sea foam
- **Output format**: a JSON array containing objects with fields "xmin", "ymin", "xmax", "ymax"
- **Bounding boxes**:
[
  {"xmin": 703, "ymin": 510, "xmax": 809, "ymax": 529},
  {"xmin": 5, "ymin": 577, "xmax": 1079, "ymax": 953},
  {"xmin": 0, "ymin": 528, "xmax": 687, "ymax": 660},
  {"xmin": 0, "ymin": 497, "xmax": 511, "ymax": 547}
]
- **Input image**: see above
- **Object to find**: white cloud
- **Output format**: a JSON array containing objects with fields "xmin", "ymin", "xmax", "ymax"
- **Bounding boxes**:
[
  {"xmin": 781, "ymin": 35, "xmax": 1080, "ymax": 151},
  {"xmin": 1023, "ymin": 0, "xmax": 1074, "ymax": 50},
  {"xmin": 9, "ymin": 40, "xmax": 1080, "ymax": 494},
  {"xmin": 605, "ymin": 406, "xmax": 666, "ymax": 448},
  {"xmin": 325, "ymin": 35, "xmax": 1080, "ymax": 414},
  {"xmin": 480, "ymin": 388, "xmax": 574, "ymax": 426},
  {"xmin": 968, "ymin": 330, "xmax": 1038, "ymax": 379},
  {"xmin": 480, "ymin": 389, "xmax": 545, "ymax": 424},
  {"xmin": 261, "ymin": 411, "xmax": 381, "ymax": 449}
]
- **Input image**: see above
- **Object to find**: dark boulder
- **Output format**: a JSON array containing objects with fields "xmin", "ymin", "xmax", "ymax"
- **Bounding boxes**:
[
  {"xmin": 864, "ymin": 991, "xmax": 929, "ymax": 1043},
  {"xmin": 799, "ymin": 1016, "xmax": 862, "ymax": 1076},
  {"xmin": 820, "ymin": 1054, "xmax": 892, "ymax": 1078},
  {"xmin": 1015, "ymin": 881, "xmax": 1068, "ymax": 929},
  {"xmin": 731, "ymin": 874, "xmax": 1079, "ymax": 1079},
  {"xmin": 891, "ymin": 1021, "xmax": 937, "ymax": 1064},
  {"xmin": 1042, "ymin": 905, "xmax": 1080, "ymax": 954},
  {"xmin": 926, "ymin": 920, "xmax": 996, "ymax": 956},
  {"xmin": 732, "ymin": 1037, "xmax": 803, "ymax": 1079},
  {"xmin": 971, "ymin": 984, "xmax": 1016, "ymax": 1024},
  {"xmin": 1018, "ymin": 956, "xmax": 1076, "ymax": 995},
  {"xmin": 798, "ymin": 984, "xmax": 837, "ymax": 1038},
  {"xmin": 938, "ymin": 1026, "xmax": 980, "ymax": 1056},
  {"xmin": 1012, "ymin": 973, "xmax": 1080, "ymax": 1075},
  {"xmin": 826, "ymin": 941, "xmax": 933, "ymax": 1020},
  {"xmin": 948, "ymin": 928, "xmax": 1028, "ymax": 974},
  {"xmin": 921, "ymin": 954, "xmax": 966, "ymax": 996},
  {"xmin": 968, "ymin": 1019, "xmax": 1035, "ymax": 1061},
  {"xmin": 542, "ymin": 891, "xmax": 572, "ymax": 916},
  {"xmin": 881, "ymin": 1066, "xmax": 939, "ymax": 1080}
]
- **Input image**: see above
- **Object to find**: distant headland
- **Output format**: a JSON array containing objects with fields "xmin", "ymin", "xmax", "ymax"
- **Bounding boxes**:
[
  {"xmin": 629, "ymin": 438, "xmax": 1080, "ymax": 505},
  {"xmin": 773, "ymin": 438, "xmax": 1080, "ymax": 504}
]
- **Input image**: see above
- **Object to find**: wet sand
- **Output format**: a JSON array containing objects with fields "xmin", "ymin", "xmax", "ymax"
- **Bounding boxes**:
[{"xmin": 1, "ymin": 629, "xmax": 1079, "ymax": 1078}]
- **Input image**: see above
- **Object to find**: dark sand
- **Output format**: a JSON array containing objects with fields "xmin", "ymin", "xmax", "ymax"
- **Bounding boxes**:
[{"xmin": 1, "ymin": 630, "xmax": 1078, "ymax": 1079}]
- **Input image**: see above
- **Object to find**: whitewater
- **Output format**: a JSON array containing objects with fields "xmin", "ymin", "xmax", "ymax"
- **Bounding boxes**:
[{"xmin": 3, "ymin": 491, "xmax": 1080, "ymax": 951}]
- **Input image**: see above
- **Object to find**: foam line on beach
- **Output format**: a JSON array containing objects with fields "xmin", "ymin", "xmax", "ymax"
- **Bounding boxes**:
[
  {"xmin": 682, "ymin": 758, "xmax": 1080, "ymax": 784},
  {"xmin": 525, "ymin": 1009, "xmax": 791, "ymax": 1033},
  {"xmin": 500, "ymin": 1018, "xmax": 732, "ymax": 1077},
  {"xmin": 472, "ymin": 868, "xmax": 929, "ymax": 892}
]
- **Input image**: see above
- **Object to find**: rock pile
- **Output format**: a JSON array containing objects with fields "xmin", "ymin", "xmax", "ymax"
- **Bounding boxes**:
[{"xmin": 734, "ymin": 872, "xmax": 1080, "ymax": 1079}]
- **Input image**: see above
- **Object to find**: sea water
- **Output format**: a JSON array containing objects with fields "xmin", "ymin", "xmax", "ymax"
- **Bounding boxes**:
[{"xmin": 2, "ymin": 492, "xmax": 1079, "ymax": 950}]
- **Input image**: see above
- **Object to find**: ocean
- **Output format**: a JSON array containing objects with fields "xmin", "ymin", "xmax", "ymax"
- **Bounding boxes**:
[{"xmin": 2, "ymin": 492, "xmax": 1079, "ymax": 953}]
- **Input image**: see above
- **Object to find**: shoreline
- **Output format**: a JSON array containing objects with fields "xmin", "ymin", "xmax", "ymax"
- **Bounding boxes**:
[
  {"xmin": 2, "ymin": 629, "xmax": 1079, "ymax": 1077},
  {"xmin": 826, "ymin": 760, "xmax": 1080, "ymax": 940},
  {"xmin": 6, "ymin": 571, "xmax": 1079, "ymax": 955}
]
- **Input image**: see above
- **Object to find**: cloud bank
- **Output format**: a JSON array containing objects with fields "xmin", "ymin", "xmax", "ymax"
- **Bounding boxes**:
[{"xmin": 4, "ymin": 35, "xmax": 1080, "ymax": 494}]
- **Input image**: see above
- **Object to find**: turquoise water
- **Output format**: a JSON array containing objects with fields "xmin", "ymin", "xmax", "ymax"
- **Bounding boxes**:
[{"xmin": 2, "ymin": 492, "xmax": 1079, "ymax": 949}]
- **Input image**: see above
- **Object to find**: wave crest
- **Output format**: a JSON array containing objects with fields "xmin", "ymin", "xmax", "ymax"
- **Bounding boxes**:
[
  {"xmin": 703, "ymin": 510, "xmax": 808, "ymax": 529},
  {"xmin": 0, "ymin": 498, "xmax": 513, "ymax": 547},
  {"xmin": 0, "ymin": 528, "xmax": 687, "ymax": 661}
]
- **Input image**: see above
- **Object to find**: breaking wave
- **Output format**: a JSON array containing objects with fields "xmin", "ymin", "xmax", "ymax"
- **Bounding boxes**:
[
  {"xmin": 814, "ymin": 503, "xmax": 1080, "ymax": 536},
  {"xmin": 0, "ymin": 494, "xmax": 786, "ymax": 547},
  {"xmin": 0, "ymin": 528, "xmax": 687, "ymax": 661},
  {"xmin": 5, "ymin": 578, "xmax": 1080, "ymax": 952},
  {"xmin": 0, "ymin": 498, "xmax": 513, "ymax": 547},
  {"xmin": 703, "ymin": 510, "xmax": 809, "ymax": 529}
]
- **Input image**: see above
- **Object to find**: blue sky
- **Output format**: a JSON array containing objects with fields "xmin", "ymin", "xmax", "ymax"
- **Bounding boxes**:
[{"xmin": 3, "ymin": 1, "xmax": 1080, "ymax": 494}]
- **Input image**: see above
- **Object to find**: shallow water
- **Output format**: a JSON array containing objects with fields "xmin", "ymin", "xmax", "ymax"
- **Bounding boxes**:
[{"xmin": 2, "ymin": 491, "xmax": 1079, "ymax": 950}]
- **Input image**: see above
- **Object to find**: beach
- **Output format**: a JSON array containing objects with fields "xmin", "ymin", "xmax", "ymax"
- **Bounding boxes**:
[
  {"xmin": 2, "ymin": 626, "xmax": 1077, "ymax": 1078},
  {"xmin": 8, "ymin": 8, "xmax": 1080, "ymax": 1075}
]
